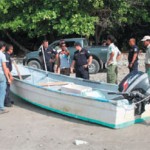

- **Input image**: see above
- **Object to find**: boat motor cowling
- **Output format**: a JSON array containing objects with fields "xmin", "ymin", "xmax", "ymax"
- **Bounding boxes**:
[
  {"xmin": 109, "ymin": 71, "xmax": 150, "ymax": 115},
  {"xmin": 119, "ymin": 71, "xmax": 150, "ymax": 95}
]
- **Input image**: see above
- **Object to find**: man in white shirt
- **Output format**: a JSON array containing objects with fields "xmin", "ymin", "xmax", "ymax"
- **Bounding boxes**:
[
  {"xmin": 106, "ymin": 35, "xmax": 121, "ymax": 84},
  {"xmin": 141, "ymin": 35, "xmax": 150, "ymax": 77}
]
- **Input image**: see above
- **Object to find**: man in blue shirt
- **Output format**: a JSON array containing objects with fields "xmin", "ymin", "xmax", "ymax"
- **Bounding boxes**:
[
  {"xmin": 58, "ymin": 42, "xmax": 70, "ymax": 76},
  {"xmin": 0, "ymin": 41, "xmax": 11, "ymax": 114},
  {"xmin": 128, "ymin": 38, "xmax": 139, "ymax": 72}
]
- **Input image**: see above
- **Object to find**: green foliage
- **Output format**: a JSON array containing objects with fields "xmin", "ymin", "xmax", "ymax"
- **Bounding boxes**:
[
  {"xmin": 0, "ymin": 0, "xmax": 101, "ymax": 37},
  {"xmin": 0, "ymin": 0, "xmax": 150, "ymax": 39},
  {"xmin": 53, "ymin": 14, "xmax": 98, "ymax": 36},
  {"xmin": 102, "ymin": 0, "xmax": 150, "ymax": 27}
]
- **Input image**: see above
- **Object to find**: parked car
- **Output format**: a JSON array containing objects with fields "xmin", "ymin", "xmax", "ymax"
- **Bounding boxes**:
[{"xmin": 23, "ymin": 38, "xmax": 108, "ymax": 74}]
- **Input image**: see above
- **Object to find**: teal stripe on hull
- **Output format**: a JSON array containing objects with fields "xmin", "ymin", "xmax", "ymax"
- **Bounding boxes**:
[{"xmin": 12, "ymin": 92, "xmax": 150, "ymax": 129}]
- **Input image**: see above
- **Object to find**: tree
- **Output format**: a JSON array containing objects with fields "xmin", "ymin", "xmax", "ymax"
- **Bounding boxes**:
[
  {"xmin": 0, "ymin": 0, "xmax": 101, "ymax": 37},
  {"xmin": 0, "ymin": 0, "xmax": 103, "ymax": 51},
  {"xmin": 93, "ymin": 0, "xmax": 150, "ymax": 44},
  {"xmin": 0, "ymin": 0, "xmax": 150, "ymax": 52}
]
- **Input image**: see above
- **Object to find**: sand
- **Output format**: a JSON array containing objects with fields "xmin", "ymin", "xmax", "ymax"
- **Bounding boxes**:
[{"xmin": 0, "ymin": 53, "xmax": 150, "ymax": 150}]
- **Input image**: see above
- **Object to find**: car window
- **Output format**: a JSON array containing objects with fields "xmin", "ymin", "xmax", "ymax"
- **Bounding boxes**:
[
  {"xmin": 50, "ymin": 42, "xmax": 59, "ymax": 49},
  {"xmin": 65, "ymin": 41, "xmax": 75, "ymax": 47},
  {"xmin": 50, "ymin": 41, "xmax": 75, "ymax": 50},
  {"xmin": 83, "ymin": 39, "xmax": 88, "ymax": 47}
]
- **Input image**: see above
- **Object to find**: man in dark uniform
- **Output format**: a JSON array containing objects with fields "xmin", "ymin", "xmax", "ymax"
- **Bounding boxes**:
[
  {"xmin": 128, "ymin": 38, "xmax": 139, "ymax": 72},
  {"xmin": 44, "ymin": 47, "xmax": 58, "ymax": 72},
  {"xmin": 4, "ymin": 44, "xmax": 14, "ymax": 107},
  {"xmin": 39, "ymin": 40, "xmax": 58, "ymax": 72},
  {"xmin": 71, "ymin": 42, "xmax": 92, "ymax": 79}
]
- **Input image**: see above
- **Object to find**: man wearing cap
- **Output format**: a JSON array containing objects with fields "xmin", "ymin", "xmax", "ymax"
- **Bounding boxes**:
[
  {"xmin": 141, "ymin": 35, "xmax": 150, "ymax": 77},
  {"xmin": 71, "ymin": 42, "xmax": 92, "ymax": 79}
]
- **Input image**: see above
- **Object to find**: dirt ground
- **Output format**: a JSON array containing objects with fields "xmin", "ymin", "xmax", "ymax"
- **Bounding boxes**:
[{"xmin": 1, "ymin": 53, "xmax": 150, "ymax": 150}]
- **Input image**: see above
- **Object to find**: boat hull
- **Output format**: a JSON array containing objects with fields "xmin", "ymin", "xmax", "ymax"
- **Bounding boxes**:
[{"xmin": 10, "ymin": 66, "xmax": 150, "ymax": 129}]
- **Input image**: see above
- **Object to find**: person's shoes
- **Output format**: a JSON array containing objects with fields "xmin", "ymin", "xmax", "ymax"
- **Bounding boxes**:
[
  {"xmin": 4, "ymin": 103, "xmax": 12, "ymax": 107},
  {"xmin": 0, "ymin": 109, "xmax": 9, "ymax": 114}
]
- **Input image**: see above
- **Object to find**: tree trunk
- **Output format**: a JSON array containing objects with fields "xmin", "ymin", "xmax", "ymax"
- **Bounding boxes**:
[
  {"xmin": 95, "ymin": 25, "xmax": 104, "ymax": 45},
  {"xmin": 95, "ymin": 25, "xmax": 99, "ymax": 45},
  {"xmin": 3, "ymin": 31, "xmax": 30, "ymax": 53}
]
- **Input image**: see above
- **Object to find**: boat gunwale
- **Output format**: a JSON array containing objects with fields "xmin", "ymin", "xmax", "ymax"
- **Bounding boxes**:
[
  {"xmin": 13, "ymin": 77, "xmax": 119, "ymax": 104},
  {"xmin": 12, "ymin": 66, "xmax": 124, "ymax": 104},
  {"xmin": 25, "ymin": 66, "xmax": 117, "ymax": 86}
]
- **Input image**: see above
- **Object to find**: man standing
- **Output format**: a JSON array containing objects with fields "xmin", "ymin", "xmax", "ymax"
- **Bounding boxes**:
[
  {"xmin": 0, "ymin": 41, "xmax": 11, "ymax": 114},
  {"xmin": 71, "ymin": 42, "xmax": 92, "ymax": 79},
  {"xmin": 4, "ymin": 44, "xmax": 14, "ymax": 107},
  {"xmin": 128, "ymin": 38, "xmax": 139, "ymax": 72},
  {"xmin": 45, "ymin": 47, "xmax": 58, "ymax": 72},
  {"xmin": 39, "ymin": 40, "xmax": 49, "ymax": 70},
  {"xmin": 106, "ymin": 35, "xmax": 121, "ymax": 84},
  {"xmin": 39, "ymin": 40, "xmax": 58, "ymax": 72},
  {"xmin": 141, "ymin": 35, "xmax": 150, "ymax": 77},
  {"xmin": 58, "ymin": 42, "xmax": 70, "ymax": 76}
]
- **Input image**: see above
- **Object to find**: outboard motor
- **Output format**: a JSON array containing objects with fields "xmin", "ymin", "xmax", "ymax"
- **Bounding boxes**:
[
  {"xmin": 109, "ymin": 71, "xmax": 150, "ymax": 115},
  {"xmin": 119, "ymin": 71, "xmax": 150, "ymax": 95}
]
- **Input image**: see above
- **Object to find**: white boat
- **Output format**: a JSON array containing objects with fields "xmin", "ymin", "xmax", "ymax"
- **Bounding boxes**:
[{"xmin": 10, "ymin": 65, "xmax": 150, "ymax": 129}]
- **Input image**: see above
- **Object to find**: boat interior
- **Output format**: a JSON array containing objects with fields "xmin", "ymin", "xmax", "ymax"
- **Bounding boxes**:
[{"xmin": 12, "ymin": 65, "xmax": 121, "ymax": 101}]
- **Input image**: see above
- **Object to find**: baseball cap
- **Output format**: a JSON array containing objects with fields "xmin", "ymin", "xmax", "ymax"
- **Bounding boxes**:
[{"xmin": 141, "ymin": 35, "xmax": 150, "ymax": 41}]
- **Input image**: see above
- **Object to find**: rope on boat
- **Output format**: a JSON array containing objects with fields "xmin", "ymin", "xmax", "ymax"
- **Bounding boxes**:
[{"xmin": 133, "ymin": 94, "xmax": 150, "ymax": 105}]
